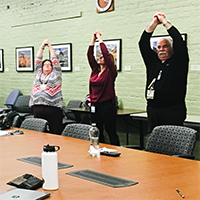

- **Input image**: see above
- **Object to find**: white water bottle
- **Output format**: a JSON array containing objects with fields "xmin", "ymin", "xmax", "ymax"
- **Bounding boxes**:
[
  {"xmin": 41, "ymin": 144, "xmax": 60, "ymax": 190},
  {"xmin": 89, "ymin": 123, "xmax": 100, "ymax": 157}
]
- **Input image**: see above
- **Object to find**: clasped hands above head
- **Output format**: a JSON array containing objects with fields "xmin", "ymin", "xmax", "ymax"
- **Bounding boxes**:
[
  {"xmin": 153, "ymin": 12, "xmax": 166, "ymax": 24},
  {"xmin": 41, "ymin": 39, "xmax": 50, "ymax": 50},
  {"xmin": 93, "ymin": 30, "xmax": 102, "ymax": 40}
]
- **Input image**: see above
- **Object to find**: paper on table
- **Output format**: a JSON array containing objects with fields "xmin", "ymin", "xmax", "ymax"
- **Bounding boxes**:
[
  {"xmin": 0, "ymin": 130, "xmax": 12, "ymax": 136},
  {"xmin": 100, "ymin": 147, "xmax": 117, "ymax": 152},
  {"xmin": 0, "ymin": 130, "xmax": 24, "ymax": 136}
]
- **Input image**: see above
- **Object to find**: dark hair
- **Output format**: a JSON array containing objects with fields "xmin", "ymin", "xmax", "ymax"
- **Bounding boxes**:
[
  {"xmin": 109, "ymin": 53, "xmax": 115, "ymax": 64},
  {"xmin": 42, "ymin": 59, "xmax": 53, "ymax": 68},
  {"xmin": 98, "ymin": 53, "xmax": 115, "ymax": 64}
]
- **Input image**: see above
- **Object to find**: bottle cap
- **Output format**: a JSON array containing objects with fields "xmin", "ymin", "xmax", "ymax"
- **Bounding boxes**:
[{"xmin": 43, "ymin": 144, "xmax": 60, "ymax": 152}]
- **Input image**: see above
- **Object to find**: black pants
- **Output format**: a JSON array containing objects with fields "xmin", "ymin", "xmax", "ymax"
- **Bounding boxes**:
[
  {"xmin": 147, "ymin": 103, "xmax": 186, "ymax": 132},
  {"xmin": 32, "ymin": 105, "xmax": 64, "ymax": 135},
  {"xmin": 90, "ymin": 100, "xmax": 120, "ymax": 146}
]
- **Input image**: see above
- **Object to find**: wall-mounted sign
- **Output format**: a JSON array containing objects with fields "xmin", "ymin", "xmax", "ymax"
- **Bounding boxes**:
[{"xmin": 96, "ymin": 0, "xmax": 114, "ymax": 13}]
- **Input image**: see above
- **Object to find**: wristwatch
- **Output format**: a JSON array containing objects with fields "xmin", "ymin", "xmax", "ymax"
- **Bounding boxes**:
[
  {"xmin": 163, "ymin": 20, "xmax": 171, "ymax": 26},
  {"xmin": 96, "ymin": 0, "xmax": 113, "ymax": 12}
]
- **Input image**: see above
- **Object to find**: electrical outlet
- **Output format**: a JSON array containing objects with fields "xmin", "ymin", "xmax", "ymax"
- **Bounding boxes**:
[{"xmin": 124, "ymin": 66, "xmax": 131, "ymax": 71}]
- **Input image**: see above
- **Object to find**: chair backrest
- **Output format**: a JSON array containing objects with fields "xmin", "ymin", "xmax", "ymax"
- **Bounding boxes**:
[
  {"xmin": 145, "ymin": 125, "xmax": 197, "ymax": 156},
  {"xmin": 64, "ymin": 100, "xmax": 82, "ymax": 120},
  {"xmin": 61, "ymin": 123, "xmax": 92, "ymax": 140},
  {"xmin": 13, "ymin": 95, "xmax": 32, "ymax": 114},
  {"xmin": 20, "ymin": 118, "xmax": 49, "ymax": 132},
  {"xmin": 5, "ymin": 89, "xmax": 22, "ymax": 109},
  {"xmin": 12, "ymin": 115, "xmax": 21, "ymax": 128}
]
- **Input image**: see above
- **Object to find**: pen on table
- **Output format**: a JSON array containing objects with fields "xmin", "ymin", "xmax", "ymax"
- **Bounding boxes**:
[{"xmin": 176, "ymin": 188, "xmax": 185, "ymax": 198}]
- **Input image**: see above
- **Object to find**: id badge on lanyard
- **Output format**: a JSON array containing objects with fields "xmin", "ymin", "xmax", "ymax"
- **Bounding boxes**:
[
  {"xmin": 40, "ymin": 84, "xmax": 47, "ymax": 90},
  {"xmin": 147, "ymin": 78, "xmax": 156, "ymax": 99},
  {"xmin": 40, "ymin": 73, "xmax": 50, "ymax": 91},
  {"xmin": 147, "ymin": 89, "xmax": 155, "ymax": 99},
  {"xmin": 146, "ymin": 70, "xmax": 162, "ymax": 100},
  {"xmin": 91, "ymin": 105, "xmax": 95, "ymax": 113}
]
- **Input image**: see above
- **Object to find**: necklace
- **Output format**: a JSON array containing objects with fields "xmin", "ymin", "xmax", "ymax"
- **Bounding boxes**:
[
  {"xmin": 40, "ymin": 73, "xmax": 50, "ymax": 84},
  {"xmin": 39, "ymin": 73, "xmax": 50, "ymax": 90}
]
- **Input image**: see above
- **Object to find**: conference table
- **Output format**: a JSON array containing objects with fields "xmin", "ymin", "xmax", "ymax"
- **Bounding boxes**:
[
  {"xmin": 69, "ymin": 107, "xmax": 144, "ymax": 117},
  {"xmin": 0, "ymin": 128, "xmax": 200, "ymax": 200}
]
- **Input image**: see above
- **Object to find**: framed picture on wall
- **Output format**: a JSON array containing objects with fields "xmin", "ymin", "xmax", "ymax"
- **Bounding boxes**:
[
  {"xmin": 150, "ymin": 33, "xmax": 187, "ymax": 52},
  {"xmin": 16, "ymin": 46, "xmax": 34, "ymax": 72},
  {"xmin": 94, "ymin": 39, "xmax": 122, "ymax": 71},
  {"xmin": 0, "ymin": 49, "xmax": 4, "ymax": 72},
  {"xmin": 51, "ymin": 43, "xmax": 72, "ymax": 72}
]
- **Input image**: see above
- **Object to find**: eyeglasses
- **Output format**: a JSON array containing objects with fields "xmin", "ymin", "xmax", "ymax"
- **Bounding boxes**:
[
  {"xmin": 43, "ymin": 63, "xmax": 51, "ymax": 66},
  {"xmin": 157, "ymin": 44, "xmax": 170, "ymax": 49}
]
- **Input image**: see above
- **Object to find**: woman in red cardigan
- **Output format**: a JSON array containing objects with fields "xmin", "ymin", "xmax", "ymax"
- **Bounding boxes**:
[{"xmin": 87, "ymin": 31, "xmax": 120, "ymax": 146}]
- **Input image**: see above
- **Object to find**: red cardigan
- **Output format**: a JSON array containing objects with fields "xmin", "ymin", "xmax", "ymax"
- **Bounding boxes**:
[{"xmin": 87, "ymin": 43, "xmax": 117, "ymax": 103}]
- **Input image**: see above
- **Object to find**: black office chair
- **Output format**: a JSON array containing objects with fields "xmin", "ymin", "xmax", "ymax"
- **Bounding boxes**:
[
  {"xmin": 61, "ymin": 123, "xmax": 92, "ymax": 140},
  {"xmin": 12, "ymin": 95, "xmax": 33, "ymax": 127},
  {"xmin": 13, "ymin": 95, "xmax": 32, "ymax": 115},
  {"xmin": 0, "ymin": 89, "xmax": 22, "ymax": 113},
  {"xmin": 63, "ymin": 100, "xmax": 82, "ymax": 125},
  {"xmin": 145, "ymin": 125, "xmax": 197, "ymax": 159},
  {"xmin": 20, "ymin": 118, "xmax": 49, "ymax": 132}
]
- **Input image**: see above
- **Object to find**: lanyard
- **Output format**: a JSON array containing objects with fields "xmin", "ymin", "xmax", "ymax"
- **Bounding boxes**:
[
  {"xmin": 39, "ymin": 73, "xmax": 50, "ymax": 84},
  {"xmin": 148, "ymin": 70, "xmax": 162, "ymax": 89},
  {"xmin": 148, "ymin": 78, "xmax": 156, "ymax": 89}
]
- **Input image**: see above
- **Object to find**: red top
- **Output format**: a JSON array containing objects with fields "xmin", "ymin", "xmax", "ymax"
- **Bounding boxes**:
[{"xmin": 87, "ymin": 42, "xmax": 117, "ymax": 103}]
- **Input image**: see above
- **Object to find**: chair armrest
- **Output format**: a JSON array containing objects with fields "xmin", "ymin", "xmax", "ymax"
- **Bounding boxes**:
[
  {"xmin": 173, "ymin": 155, "xmax": 195, "ymax": 159},
  {"xmin": 123, "ymin": 145, "xmax": 144, "ymax": 150},
  {"xmin": 0, "ymin": 108, "xmax": 12, "ymax": 113}
]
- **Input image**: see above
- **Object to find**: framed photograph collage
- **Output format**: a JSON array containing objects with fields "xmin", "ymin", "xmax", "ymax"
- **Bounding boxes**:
[
  {"xmin": 0, "ymin": 39, "xmax": 121, "ymax": 73},
  {"xmin": 1, "ymin": 34, "xmax": 186, "ymax": 73},
  {"xmin": 0, "ymin": 44, "xmax": 73, "ymax": 73}
]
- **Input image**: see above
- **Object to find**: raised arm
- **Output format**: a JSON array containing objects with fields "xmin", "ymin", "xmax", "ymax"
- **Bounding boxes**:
[
  {"xmin": 90, "ymin": 31, "xmax": 98, "ymax": 46},
  {"xmin": 95, "ymin": 31, "xmax": 114, "ymax": 67},
  {"xmin": 48, "ymin": 41, "xmax": 56, "ymax": 58},
  {"xmin": 95, "ymin": 31, "xmax": 117, "ymax": 76},
  {"xmin": 36, "ymin": 40, "xmax": 46, "ymax": 58},
  {"xmin": 87, "ymin": 32, "xmax": 99, "ymax": 71}
]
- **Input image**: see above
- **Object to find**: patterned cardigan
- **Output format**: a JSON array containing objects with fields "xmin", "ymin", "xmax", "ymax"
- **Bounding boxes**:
[{"xmin": 29, "ymin": 58, "xmax": 63, "ymax": 108}]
